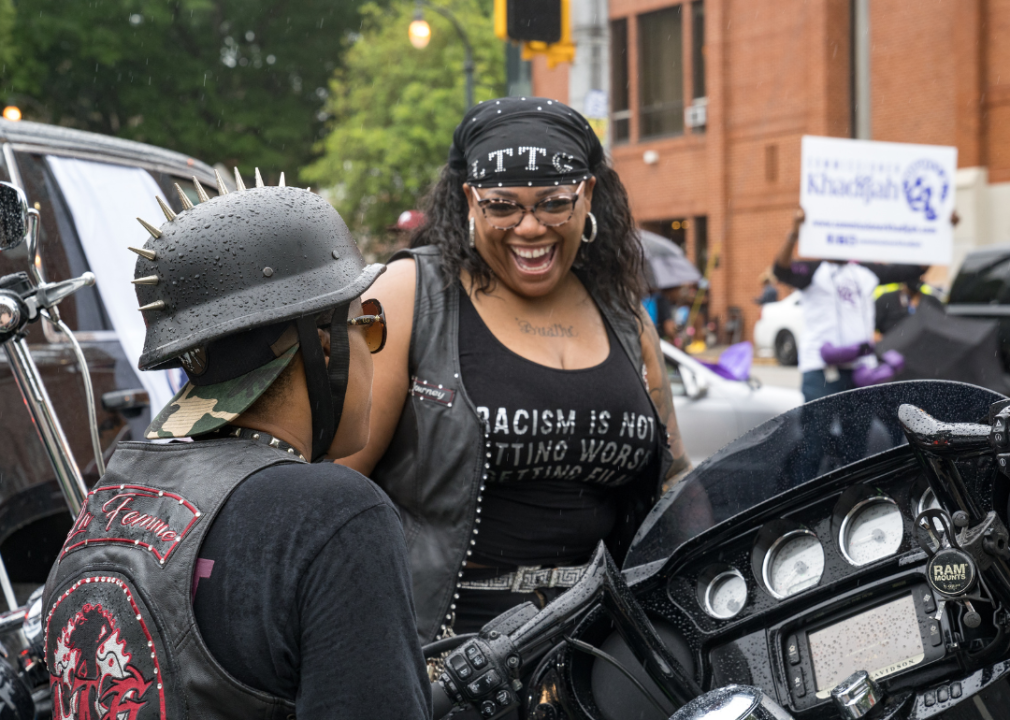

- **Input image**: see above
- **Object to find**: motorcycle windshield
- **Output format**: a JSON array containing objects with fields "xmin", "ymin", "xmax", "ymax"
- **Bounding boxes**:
[{"xmin": 625, "ymin": 381, "xmax": 1004, "ymax": 570}]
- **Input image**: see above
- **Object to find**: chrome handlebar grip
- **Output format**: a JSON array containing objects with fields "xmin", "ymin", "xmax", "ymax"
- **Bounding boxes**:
[{"xmin": 668, "ymin": 685, "xmax": 794, "ymax": 720}]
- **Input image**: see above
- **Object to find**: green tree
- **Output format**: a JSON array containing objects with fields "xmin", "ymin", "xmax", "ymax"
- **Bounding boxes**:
[
  {"xmin": 0, "ymin": 0, "xmax": 375, "ymax": 179},
  {"xmin": 0, "ymin": 0, "xmax": 15, "ymax": 71},
  {"xmin": 303, "ymin": 0, "xmax": 504, "ymax": 237}
]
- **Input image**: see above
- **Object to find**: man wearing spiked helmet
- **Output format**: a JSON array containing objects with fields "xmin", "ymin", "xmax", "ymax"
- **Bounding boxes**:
[{"xmin": 42, "ymin": 169, "xmax": 431, "ymax": 718}]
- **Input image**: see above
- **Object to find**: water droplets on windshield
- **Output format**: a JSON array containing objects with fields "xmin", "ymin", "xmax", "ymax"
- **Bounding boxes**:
[{"xmin": 624, "ymin": 381, "xmax": 1004, "ymax": 570}]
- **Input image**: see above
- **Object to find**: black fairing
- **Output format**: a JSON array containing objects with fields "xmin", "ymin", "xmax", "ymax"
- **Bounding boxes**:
[{"xmin": 626, "ymin": 381, "xmax": 1005, "ymax": 572}]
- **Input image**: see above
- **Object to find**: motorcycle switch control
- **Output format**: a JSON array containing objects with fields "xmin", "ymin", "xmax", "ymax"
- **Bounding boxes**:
[
  {"xmin": 989, "ymin": 403, "xmax": 1010, "ymax": 476},
  {"xmin": 438, "ymin": 637, "xmax": 517, "ymax": 718}
]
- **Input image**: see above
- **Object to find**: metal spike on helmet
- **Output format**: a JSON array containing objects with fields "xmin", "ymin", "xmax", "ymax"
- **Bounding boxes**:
[
  {"xmin": 156, "ymin": 196, "xmax": 176, "ymax": 222},
  {"xmin": 137, "ymin": 217, "xmax": 162, "ymax": 239},
  {"xmin": 214, "ymin": 168, "xmax": 230, "ymax": 196},
  {"xmin": 175, "ymin": 183, "xmax": 194, "ymax": 210},
  {"xmin": 133, "ymin": 170, "xmax": 310, "ymax": 317},
  {"xmin": 193, "ymin": 176, "xmax": 211, "ymax": 203},
  {"xmin": 129, "ymin": 246, "xmax": 156, "ymax": 261}
]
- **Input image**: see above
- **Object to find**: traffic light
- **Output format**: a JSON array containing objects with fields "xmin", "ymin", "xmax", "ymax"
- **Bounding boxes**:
[
  {"xmin": 508, "ymin": 0, "xmax": 561, "ymax": 43},
  {"xmin": 493, "ymin": 0, "xmax": 575, "ymax": 68}
]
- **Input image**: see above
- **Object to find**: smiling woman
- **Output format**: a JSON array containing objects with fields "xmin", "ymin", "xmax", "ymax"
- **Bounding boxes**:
[{"xmin": 337, "ymin": 97, "xmax": 688, "ymax": 645}]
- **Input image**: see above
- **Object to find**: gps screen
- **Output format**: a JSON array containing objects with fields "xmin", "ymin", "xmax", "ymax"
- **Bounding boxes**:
[{"xmin": 808, "ymin": 594, "xmax": 925, "ymax": 697}]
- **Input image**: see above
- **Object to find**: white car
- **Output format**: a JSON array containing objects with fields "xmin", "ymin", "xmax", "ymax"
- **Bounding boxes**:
[
  {"xmin": 753, "ymin": 291, "xmax": 804, "ymax": 366},
  {"xmin": 662, "ymin": 340, "xmax": 803, "ymax": 466}
]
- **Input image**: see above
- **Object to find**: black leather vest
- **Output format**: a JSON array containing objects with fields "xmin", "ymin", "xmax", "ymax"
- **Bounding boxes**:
[
  {"xmin": 371, "ymin": 246, "xmax": 672, "ymax": 642},
  {"xmin": 42, "ymin": 439, "xmax": 300, "ymax": 720}
]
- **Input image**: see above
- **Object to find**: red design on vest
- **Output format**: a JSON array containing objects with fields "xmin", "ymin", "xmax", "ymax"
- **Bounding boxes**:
[{"xmin": 46, "ymin": 577, "xmax": 166, "ymax": 720}]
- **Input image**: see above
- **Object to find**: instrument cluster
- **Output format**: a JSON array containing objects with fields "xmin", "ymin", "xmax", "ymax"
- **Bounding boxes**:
[{"xmin": 672, "ymin": 468, "xmax": 937, "ymax": 626}]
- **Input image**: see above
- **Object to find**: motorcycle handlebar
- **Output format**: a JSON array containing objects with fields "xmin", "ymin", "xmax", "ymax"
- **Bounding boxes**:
[{"xmin": 898, "ymin": 404, "xmax": 991, "ymax": 454}]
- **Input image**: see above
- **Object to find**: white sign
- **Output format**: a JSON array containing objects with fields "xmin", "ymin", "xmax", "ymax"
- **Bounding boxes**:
[
  {"xmin": 583, "ymin": 89, "xmax": 608, "ymax": 119},
  {"xmin": 799, "ymin": 135, "xmax": 957, "ymax": 265}
]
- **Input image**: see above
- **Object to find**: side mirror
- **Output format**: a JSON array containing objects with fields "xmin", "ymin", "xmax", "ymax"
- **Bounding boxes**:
[
  {"xmin": 0, "ymin": 182, "xmax": 28, "ymax": 251},
  {"xmin": 669, "ymin": 685, "xmax": 794, "ymax": 720},
  {"xmin": 682, "ymin": 366, "xmax": 709, "ymax": 400}
]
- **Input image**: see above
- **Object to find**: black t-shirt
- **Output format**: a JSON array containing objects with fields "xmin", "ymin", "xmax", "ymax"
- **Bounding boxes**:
[
  {"xmin": 192, "ymin": 462, "xmax": 430, "ymax": 719},
  {"xmin": 457, "ymin": 290, "xmax": 659, "ymax": 568}
]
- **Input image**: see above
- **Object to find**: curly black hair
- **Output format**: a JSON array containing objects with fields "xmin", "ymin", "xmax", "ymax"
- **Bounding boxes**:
[{"xmin": 409, "ymin": 159, "xmax": 646, "ymax": 324}]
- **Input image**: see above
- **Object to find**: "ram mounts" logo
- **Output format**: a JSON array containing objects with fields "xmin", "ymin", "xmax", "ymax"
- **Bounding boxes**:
[
  {"xmin": 933, "ymin": 563, "xmax": 967, "ymax": 583},
  {"xmin": 926, "ymin": 548, "xmax": 975, "ymax": 596}
]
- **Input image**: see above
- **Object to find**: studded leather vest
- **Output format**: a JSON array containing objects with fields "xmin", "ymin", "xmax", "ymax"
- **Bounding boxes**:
[
  {"xmin": 371, "ymin": 246, "xmax": 672, "ymax": 643},
  {"xmin": 42, "ymin": 439, "xmax": 299, "ymax": 720}
]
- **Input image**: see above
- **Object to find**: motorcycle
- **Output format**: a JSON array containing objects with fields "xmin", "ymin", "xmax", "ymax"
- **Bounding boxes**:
[
  {"xmin": 0, "ymin": 180, "xmax": 101, "ymax": 718},
  {"xmin": 428, "ymin": 381, "xmax": 1010, "ymax": 720},
  {"xmin": 4, "ymin": 179, "xmax": 1010, "ymax": 720}
]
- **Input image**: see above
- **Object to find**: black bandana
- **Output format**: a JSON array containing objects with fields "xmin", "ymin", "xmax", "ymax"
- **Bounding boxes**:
[{"xmin": 448, "ymin": 96, "xmax": 604, "ymax": 188}]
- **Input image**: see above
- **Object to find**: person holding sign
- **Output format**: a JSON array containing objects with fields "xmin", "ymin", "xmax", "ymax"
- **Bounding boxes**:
[{"xmin": 774, "ymin": 208, "xmax": 925, "ymax": 401}]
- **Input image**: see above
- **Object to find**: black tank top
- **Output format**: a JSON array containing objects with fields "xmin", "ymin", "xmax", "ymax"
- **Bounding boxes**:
[{"xmin": 458, "ymin": 287, "xmax": 659, "ymax": 567}]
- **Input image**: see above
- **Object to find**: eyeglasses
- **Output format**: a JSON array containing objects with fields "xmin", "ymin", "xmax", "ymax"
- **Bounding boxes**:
[
  {"xmin": 347, "ymin": 298, "xmax": 386, "ymax": 353},
  {"xmin": 471, "ymin": 181, "xmax": 584, "ymax": 231}
]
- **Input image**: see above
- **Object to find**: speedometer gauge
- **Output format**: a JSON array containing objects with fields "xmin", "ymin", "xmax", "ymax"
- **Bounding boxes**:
[
  {"xmin": 840, "ymin": 497, "xmax": 903, "ymax": 565},
  {"xmin": 763, "ymin": 530, "xmax": 824, "ymax": 599},
  {"xmin": 702, "ymin": 568, "xmax": 748, "ymax": 619}
]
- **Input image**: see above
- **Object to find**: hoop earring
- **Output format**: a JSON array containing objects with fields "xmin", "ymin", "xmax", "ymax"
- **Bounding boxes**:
[
  {"xmin": 581, "ymin": 212, "xmax": 598, "ymax": 243},
  {"xmin": 468, "ymin": 217, "xmax": 476, "ymax": 248}
]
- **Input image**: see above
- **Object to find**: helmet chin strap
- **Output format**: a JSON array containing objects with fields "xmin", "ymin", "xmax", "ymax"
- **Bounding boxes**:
[{"xmin": 295, "ymin": 303, "xmax": 350, "ymax": 461}]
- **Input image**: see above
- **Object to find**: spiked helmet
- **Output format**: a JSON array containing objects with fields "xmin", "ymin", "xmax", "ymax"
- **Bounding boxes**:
[{"xmin": 133, "ymin": 171, "xmax": 382, "ymax": 371}]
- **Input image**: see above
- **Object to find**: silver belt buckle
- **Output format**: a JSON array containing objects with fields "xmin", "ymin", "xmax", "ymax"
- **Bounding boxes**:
[{"xmin": 511, "ymin": 566, "xmax": 540, "ymax": 594}]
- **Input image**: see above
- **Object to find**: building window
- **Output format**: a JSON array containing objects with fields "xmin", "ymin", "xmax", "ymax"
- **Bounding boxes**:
[
  {"xmin": 610, "ymin": 19, "xmax": 630, "ymax": 144},
  {"xmin": 694, "ymin": 216, "xmax": 708, "ymax": 273},
  {"xmin": 691, "ymin": 1, "xmax": 706, "ymax": 100},
  {"xmin": 639, "ymin": 6, "xmax": 684, "ymax": 139},
  {"xmin": 641, "ymin": 218, "xmax": 688, "ymax": 249}
]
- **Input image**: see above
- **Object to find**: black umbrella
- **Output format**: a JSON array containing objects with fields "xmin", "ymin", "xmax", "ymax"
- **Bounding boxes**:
[
  {"xmin": 638, "ymin": 229, "xmax": 702, "ymax": 291},
  {"xmin": 877, "ymin": 302, "xmax": 1010, "ymax": 395}
]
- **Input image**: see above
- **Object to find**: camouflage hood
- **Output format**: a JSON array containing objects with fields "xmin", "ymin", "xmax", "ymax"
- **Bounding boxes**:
[{"xmin": 145, "ymin": 346, "xmax": 297, "ymax": 439}]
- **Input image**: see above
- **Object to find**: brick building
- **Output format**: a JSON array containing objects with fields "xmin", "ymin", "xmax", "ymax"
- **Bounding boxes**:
[{"xmin": 530, "ymin": 0, "xmax": 1010, "ymax": 342}]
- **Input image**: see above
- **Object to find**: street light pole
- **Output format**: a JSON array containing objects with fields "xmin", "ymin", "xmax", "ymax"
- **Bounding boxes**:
[{"xmin": 414, "ymin": 1, "xmax": 474, "ymax": 109}]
